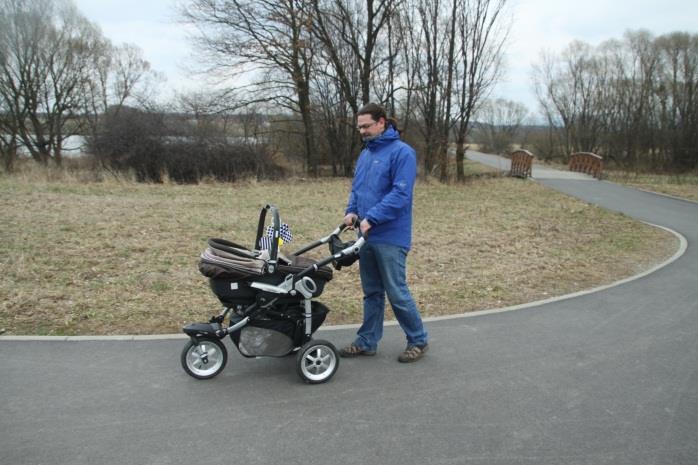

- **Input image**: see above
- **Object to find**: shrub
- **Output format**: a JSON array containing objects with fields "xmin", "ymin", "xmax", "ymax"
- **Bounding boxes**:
[{"xmin": 87, "ymin": 107, "xmax": 286, "ymax": 183}]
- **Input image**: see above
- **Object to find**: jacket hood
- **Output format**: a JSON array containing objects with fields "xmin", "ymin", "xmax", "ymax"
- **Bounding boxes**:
[{"xmin": 365, "ymin": 124, "xmax": 400, "ymax": 150}]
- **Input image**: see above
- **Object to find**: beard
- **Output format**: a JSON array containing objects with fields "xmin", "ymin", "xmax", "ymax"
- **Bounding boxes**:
[{"xmin": 361, "ymin": 132, "xmax": 381, "ymax": 142}]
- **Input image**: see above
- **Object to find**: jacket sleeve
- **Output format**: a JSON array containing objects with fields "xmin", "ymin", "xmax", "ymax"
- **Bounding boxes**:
[
  {"xmin": 365, "ymin": 145, "xmax": 416, "ymax": 225},
  {"xmin": 346, "ymin": 189, "xmax": 357, "ymax": 215}
]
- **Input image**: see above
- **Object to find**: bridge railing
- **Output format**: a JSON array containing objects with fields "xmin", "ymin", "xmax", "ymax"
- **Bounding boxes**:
[
  {"xmin": 509, "ymin": 149, "xmax": 534, "ymax": 178},
  {"xmin": 569, "ymin": 152, "xmax": 603, "ymax": 179}
]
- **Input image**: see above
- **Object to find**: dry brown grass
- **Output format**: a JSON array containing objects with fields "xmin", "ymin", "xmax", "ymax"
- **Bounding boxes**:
[
  {"xmin": 604, "ymin": 171, "xmax": 698, "ymax": 202},
  {"xmin": 0, "ymin": 172, "xmax": 678, "ymax": 335}
]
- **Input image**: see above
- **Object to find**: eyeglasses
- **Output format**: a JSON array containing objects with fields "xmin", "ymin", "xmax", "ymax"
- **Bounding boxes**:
[{"xmin": 356, "ymin": 121, "xmax": 378, "ymax": 131}]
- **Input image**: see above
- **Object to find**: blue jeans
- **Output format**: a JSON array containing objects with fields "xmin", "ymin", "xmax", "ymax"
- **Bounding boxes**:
[{"xmin": 354, "ymin": 242, "xmax": 428, "ymax": 351}]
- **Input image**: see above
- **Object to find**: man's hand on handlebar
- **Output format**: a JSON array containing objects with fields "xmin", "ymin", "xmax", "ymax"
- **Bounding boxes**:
[
  {"xmin": 359, "ymin": 219, "xmax": 371, "ymax": 236},
  {"xmin": 344, "ymin": 213, "xmax": 358, "ymax": 228},
  {"xmin": 344, "ymin": 213, "xmax": 370, "ymax": 236}
]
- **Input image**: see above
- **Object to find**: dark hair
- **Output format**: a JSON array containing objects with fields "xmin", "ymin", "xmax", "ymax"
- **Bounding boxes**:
[
  {"xmin": 357, "ymin": 102, "xmax": 387, "ymax": 121},
  {"xmin": 357, "ymin": 102, "xmax": 401, "ymax": 134}
]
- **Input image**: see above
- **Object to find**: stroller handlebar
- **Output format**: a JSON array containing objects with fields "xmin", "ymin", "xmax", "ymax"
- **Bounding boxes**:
[
  {"xmin": 292, "ymin": 235, "xmax": 365, "ymax": 285},
  {"xmin": 290, "ymin": 222, "xmax": 360, "ymax": 257}
]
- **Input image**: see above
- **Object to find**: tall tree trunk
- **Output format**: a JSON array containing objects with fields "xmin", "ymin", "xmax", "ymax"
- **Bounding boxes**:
[
  {"xmin": 439, "ymin": 0, "xmax": 458, "ymax": 182},
  {"xmin": 298, "ymin": 89, "xmax": 317, "ymax": 176}
]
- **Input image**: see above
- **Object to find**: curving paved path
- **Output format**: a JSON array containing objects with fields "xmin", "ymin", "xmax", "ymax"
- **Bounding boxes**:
[{"xmin": 1, "ymin": 157, "xmax": 697, "ymax": 465}]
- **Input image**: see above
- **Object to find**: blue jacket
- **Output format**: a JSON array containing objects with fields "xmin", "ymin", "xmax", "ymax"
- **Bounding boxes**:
[{"xmin": 346, "ymin": 125, "xmax": 416, "ymax": 249}]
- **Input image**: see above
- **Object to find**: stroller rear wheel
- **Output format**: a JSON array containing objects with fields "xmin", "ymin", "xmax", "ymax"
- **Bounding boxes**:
[
  {"xmin": 181, "ymin": 337, "xmax": 227, "ymax": 380},
  {"xmin": 296, "ymin": 339, "xmax": 339, "ymax": 384}
]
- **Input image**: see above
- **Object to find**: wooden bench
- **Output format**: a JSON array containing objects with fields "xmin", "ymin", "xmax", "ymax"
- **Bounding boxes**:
[
  {"xmin": 569, "ymin": 152, "xmax": 603, "ymax": 179},
  {"xmin": 509, "ymin": 150, "xmax": 534, "ymax": 178}
]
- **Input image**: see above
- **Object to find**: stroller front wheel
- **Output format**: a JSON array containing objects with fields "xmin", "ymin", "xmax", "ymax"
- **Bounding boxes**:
[
  {"xmin": 296, "ymin": 339, "xmax": 339, "ymax": 384},
  {"xmin": 181, "ymin": 337, "xmax": 227, "ymax": 380}
]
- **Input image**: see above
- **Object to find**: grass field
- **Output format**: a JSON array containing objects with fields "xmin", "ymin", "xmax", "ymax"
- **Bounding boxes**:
[
  {"xmin": 604, "ymin": 171, "xmax": 698, "ymax": 202},
  {"xmin": 0, "ymin": 172, "xmax": 679, "ymax": 335}
]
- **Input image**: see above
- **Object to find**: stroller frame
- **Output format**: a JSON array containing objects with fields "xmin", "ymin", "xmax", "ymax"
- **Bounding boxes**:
[{"xmin": 181, "ymin": 204, "xmax": 363, "ymax": 384}]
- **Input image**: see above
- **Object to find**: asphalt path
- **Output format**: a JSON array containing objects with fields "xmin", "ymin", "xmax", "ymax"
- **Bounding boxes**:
[{"xmin": 2, "ymin": 158, "xmax": 697, "ymax": 465}]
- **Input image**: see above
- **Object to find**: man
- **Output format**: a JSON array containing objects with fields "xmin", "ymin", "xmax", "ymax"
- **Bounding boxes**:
[{"xmin": 341, "ymin": 102, "xmax": 429, "ymax": 363}]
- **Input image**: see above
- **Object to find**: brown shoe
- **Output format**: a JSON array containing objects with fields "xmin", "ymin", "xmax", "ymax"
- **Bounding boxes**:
[
  {"xmin": 339, "ymin": 343, "xmax": 376, "ymax": 358},
  {"xmin": 398, "ymin": 344, "xmax": 429, "ymax": 363}
]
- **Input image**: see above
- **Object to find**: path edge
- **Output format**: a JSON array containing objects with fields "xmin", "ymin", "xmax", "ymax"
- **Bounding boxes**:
[{"xmin": 0, "ymin": 223, "xmax": 687, "ymax": 341}]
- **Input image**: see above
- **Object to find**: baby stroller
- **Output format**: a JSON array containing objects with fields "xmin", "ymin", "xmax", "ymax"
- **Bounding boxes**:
[{"xmin": 181, "ymin": 204, "xmax": 363, "ymax": 384}]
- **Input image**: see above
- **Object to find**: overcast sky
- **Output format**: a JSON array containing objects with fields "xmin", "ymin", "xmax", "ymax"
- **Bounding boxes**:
[{"xmin": 74, "ymin": 0, "xmax": 698, "ymax": 114}]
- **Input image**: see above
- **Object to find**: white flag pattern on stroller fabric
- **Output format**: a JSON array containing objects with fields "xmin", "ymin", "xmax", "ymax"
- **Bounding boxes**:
[{"xmin": 259, "ymin": 223, "xmax": 293, "ymax": 250}]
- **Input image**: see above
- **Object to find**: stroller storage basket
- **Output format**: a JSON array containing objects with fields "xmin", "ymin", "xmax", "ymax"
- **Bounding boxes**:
[{"xmin": 230, "ymin": 301, "xmax": 329, "ymax": 357}]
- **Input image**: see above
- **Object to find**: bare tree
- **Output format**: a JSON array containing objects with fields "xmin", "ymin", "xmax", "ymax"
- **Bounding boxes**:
[
  {"xmin": 475, "ymin": 98, "xmax": 528, "ymax": 154},
  {"xmin": 391, "ymin": 5, "xmax": 421, "ymax": 133},
  {"xmin": 180, "ymin": 0, "xmax": 320, "ymax": 174},
  {"xmin": 312, "ymin": 66, "xmax": 361, "ymax": 176},
  {"xmin": 0, "ymin": 3, "xmax": 24, "ymax": 171},
  {"xmin": 1, "ymin": 0, "xmax": 105, "ymax": 165},
  {"xmin": 306, "ymin": 0, "xmax": 403, "ymax": 177},
  {"xmin": 311, "ymin": 0, "xmax": 400, "ymax": 113},
  {"xmin": 84, "ymin": 41, "xmax": 162, "ymax": 143},
  {"xmin": 596, "ymin": 31, "xmax": 658, "ymax": 168},
  {"xmin": 175, "ymin": 0, "xmax": 508, "ymax": 181},
  {"xmin": 533, "ymin": 30, "xmax": 697, "ymax": 171},
  {"xmin": 534, "ymin": 43, "xmax": 587, "ymax": 157},
  {"xmin": 437, "ymin": 0, "xmax": 459, "ymax": 181},
  {"xmin": 453, "ymin": 0, "xmax": 508, "ymax": 181},
  {"xmin": 411, "ymin": 0, "xmax": 448, "ymax": 178},
  {"xmin": 0, "ymin": 96, "xmax": 21, "ymax": 171},
  {"xmin": 655, "ymin": 32, "xmax": 698, "ymax": 170},
  {"xmin": 176, "ymin": 89, "xmax": 232, "ymax": 141},
  {"xmin": 0, "ymin": 0, "xmax": 147, "ymax": 168}
]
